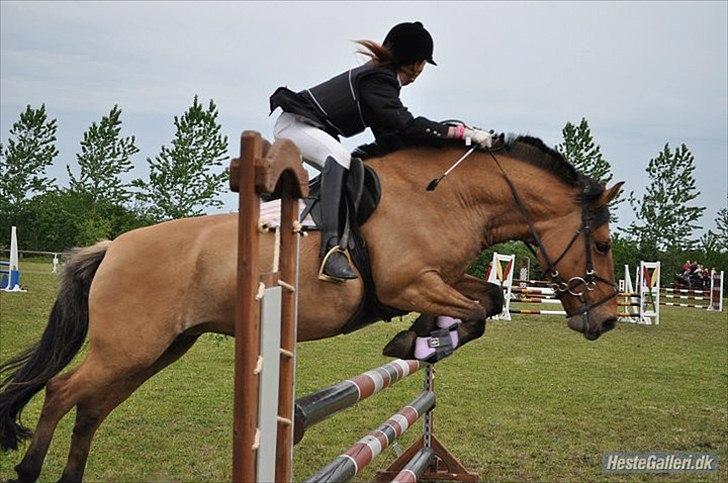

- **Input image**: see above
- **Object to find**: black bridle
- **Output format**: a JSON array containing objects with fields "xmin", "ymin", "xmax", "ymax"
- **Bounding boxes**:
[{"xmin": 485, "ymin": 147, "xmax": 619, "ymax": 336}]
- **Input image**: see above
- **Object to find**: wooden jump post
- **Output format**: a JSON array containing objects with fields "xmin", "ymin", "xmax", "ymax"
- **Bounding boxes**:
[{"xmin": 229, "ymin": 131, "xmax": 308, "ymax": 483}]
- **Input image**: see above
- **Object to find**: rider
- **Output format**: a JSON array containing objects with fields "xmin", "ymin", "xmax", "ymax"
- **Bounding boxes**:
[{"xmin": 270, "ymin": 21, "xmax": 498, "ymax": 282}]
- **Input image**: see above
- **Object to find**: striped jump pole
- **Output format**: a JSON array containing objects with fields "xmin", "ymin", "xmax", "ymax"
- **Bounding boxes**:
[
  {"xmin": 660, "ymin": 302, "xmax": 710, "ymax": 308},
  {"xmin": 390, "ymin": 448, "xmax": 435, "ymax": 483},
  {"xmin": 661, "ymin": 294, "xmax": 710, "ymax": 301},
  {"xmin": 512, "ymin": 279, "xmax": 551, "ymax": 287},
  {"xmin": 510, "ymin": 292, "xmax": 558, "ymax": 301},
  {"xmin": 512, "ymin": 297, "xmax": 561, "ymax": 305},
  {"xmin": 305, "ymin": 392, "xmax": 435, "ymax": 482},
  {"xmin": 375, "ymin": 365, "xmax": 480, "ymax": 482},
  {"xmin": 513, "ymin": 298, "xmax": 637, "ymax": 308},
  {"xmin": 509, "ymin": 308, "xmax": 567, "ymax": 316},
  {"xmin": 298, "ymin": 361, "xmax": 478, "ymax": 482},
  {"xmin": 293, "ymin": 359, "xmax": 421, "ymax": 444},
  {"xmin": 661, "ymin": 287, "xmax": 710, "ymax": 295},
  {"xmin": 510, "ymin": 286, "xmax": 555, "ymax": 295}
]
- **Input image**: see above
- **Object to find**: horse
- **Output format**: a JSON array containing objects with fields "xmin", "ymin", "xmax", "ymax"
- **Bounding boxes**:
[{"xmin": 0, "ymin": 134, "xmax": 623, "ymax": 482}]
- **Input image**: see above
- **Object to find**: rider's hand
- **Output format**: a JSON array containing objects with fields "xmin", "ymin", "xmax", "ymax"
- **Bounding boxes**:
[{"xmin": 464, "ymin": 127, "xmax": 496, "ymax": 149}]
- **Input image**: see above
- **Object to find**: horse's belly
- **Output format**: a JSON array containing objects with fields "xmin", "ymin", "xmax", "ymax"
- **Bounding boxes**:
[{"xmin": 87, "ymin": 213, "xmax": 364, "ymax": 345}]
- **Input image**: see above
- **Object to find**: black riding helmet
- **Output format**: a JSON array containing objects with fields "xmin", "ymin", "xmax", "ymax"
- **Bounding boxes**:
[{"xmin": 383, "ymin": 21, "xmax": 436, "ymax": 67}]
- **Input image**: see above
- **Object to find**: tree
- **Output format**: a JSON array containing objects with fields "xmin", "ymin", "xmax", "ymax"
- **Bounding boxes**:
[
  {"xmin": 699, "ymin": 230, "xmax": 720, "ymax": 253},
  {"xmin": 15, "ymin": 189, "xmax": 155, "ymax": 251},
  {"xmin": 133, "ymin": 96, "xmax": 228, "ymax": 220},
  {"xmin": 556, "ymin": 118, "xmax": 622, "ymax": 221},
  {"xmin": 0, "ymin": 104, "xmax": 58, "ymax": 209},
  {"xmin": 624, "ymin": 143, "xmax": 705, "ymax": 251},
  {"xmin": 67, "ymin": 105, "xmax": 138, "ymax": 206},
  {"xmin": 557, "ymin": 118, "xmax": 612, "ymax": 181},
  {"xmin": 715, "ymin": 199, "xmax": 728, "ymax": 252}
]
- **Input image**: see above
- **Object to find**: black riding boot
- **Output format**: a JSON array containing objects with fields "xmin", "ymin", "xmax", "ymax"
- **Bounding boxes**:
[{"xmin": 319, "ymin": 157, "xmax": 358, "ymax": 282}]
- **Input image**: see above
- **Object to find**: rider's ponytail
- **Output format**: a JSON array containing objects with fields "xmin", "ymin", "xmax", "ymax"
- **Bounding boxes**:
[{"xmin": 354, "ymin": 40, "xmax": 395, "ymax": 67}]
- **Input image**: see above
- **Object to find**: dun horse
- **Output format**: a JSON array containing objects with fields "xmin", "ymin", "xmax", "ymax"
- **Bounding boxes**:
[{"xmin": 0, "ymin": 135, "xmax": 622, "ymax": 481}]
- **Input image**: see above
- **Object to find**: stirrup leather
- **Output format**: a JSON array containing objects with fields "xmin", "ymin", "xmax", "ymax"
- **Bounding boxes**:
[{"xmin": 318, "ymin": 245, "xmax": 355, "ymax": 283}]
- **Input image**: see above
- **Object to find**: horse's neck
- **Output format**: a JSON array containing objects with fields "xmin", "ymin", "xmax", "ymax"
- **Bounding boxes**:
[
  {"xmin": 367, "ymin": 149, "xmax": 576, "ymax": 280},
  {"xmin": 471, "ymin": 154, "xmax": 578, "ymax": 247},
  {"xmin": 370, "ymin": 147, "xmax": 577, "ymax": 248}
]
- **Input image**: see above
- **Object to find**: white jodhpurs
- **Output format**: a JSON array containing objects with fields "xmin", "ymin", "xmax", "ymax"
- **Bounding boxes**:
[{"xmin": 273, "ymin": 112, "xmax": 351, "ymax": 170}]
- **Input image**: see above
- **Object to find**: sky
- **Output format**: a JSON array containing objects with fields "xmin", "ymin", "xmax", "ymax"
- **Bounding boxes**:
[{"xmin": 1, "ymin": 1, "xmax": 726, "ymax": 232}]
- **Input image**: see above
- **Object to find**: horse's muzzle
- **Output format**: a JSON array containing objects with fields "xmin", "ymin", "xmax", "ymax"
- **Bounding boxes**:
[{"xmin": 566, "ymin": 315, "xmax": 617, "ymax": 340}]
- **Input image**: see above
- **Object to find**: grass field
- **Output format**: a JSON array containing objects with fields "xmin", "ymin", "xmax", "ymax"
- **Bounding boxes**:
[{"xmin": 1, "ymin": 258, "xmax": 726, "ymax": 482}]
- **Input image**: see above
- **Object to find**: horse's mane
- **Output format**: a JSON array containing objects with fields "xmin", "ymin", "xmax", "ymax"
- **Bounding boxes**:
[
  {"xmin": 503, "ymin": 135, "xmax": 609, "ymax": 225},
  {"xmin": 503, "ymin": 135, "xmax": 579, "ymax": 185},
  {"xmin": 357, "ymin": 133, "xmax": 607, "ymax": 208}
]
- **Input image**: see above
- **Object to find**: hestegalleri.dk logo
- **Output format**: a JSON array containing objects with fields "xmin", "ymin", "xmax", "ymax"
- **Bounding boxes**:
[{"xmin": 602, "ymin": 452, "xmax": 718, "ymax": 473}]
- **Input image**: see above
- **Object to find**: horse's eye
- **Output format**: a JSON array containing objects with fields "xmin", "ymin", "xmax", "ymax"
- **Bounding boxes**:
[{"xmin": 595, "ymin": 241, "xmax": 610, "ymax": 254}]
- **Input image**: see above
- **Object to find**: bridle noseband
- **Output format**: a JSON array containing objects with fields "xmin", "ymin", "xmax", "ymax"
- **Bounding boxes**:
[{"xmin": 485, "ymin": 147, "xmax": 619, "ymax": 337}]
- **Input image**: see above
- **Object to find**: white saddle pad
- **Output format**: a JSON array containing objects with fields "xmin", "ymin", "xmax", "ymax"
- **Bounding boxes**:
[{"xmin": 259, "ymin": 199, "xmax": 316, "ymax": 230}]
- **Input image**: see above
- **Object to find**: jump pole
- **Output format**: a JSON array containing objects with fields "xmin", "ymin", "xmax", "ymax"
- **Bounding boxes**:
[
  {"xmin": 230, "ymin": 131, "xmax": 308, "ymax": 483},
  {"xmin": 305, "ymin": 391, "xmax": 436, "ymax": 482},
  {"xmin": 294, "ymin": 359, "xmax": 422, "ymax": 444},
  {"xmin": 294, "ymin": 360, "xmax": 478, "ymax": 481}
]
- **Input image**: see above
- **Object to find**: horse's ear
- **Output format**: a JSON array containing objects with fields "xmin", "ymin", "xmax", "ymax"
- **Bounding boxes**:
[{"xmin": 593, "ymin": 181, "xmax": 624, "ymax": 210}]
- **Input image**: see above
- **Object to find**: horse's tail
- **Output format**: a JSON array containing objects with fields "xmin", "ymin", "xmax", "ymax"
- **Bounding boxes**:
[{"xmin": 0, "ymin": 240, "xmax": 111, "ymax": 451}]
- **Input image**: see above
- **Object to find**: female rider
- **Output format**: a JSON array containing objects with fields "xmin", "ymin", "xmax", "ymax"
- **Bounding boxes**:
[{"xmin": 270, "ymin": 21, "xmax": 496, "ymax": 283}]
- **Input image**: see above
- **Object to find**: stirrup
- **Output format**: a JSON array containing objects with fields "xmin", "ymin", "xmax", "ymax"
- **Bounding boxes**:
[{"xmin": 318, "ymin": 245, "xmax": 355, "ymax": 283}]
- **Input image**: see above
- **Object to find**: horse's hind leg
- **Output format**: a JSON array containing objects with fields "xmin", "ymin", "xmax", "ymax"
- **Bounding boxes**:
[
  {"xmin": 55, "ymin": 334, "xmax": 199, "ymax": 483},
  {"xmin": 14, "ymin": 372, "xmax": 78, "ymax": 482}
]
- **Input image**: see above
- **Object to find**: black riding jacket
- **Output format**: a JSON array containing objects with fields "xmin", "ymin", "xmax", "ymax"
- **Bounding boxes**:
[{"xmin": 270, "ymin": 62, "xmax": 451, "ymax": 151}]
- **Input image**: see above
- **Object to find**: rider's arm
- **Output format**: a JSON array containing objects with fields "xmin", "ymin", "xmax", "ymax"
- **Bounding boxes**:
[
  {"xmin": 358, "ymin": 73, "xmax": 455, "ymax": 143},
  {"xmin": 358, "ymin": 74, "xmax": 495, "ymax": 148}
]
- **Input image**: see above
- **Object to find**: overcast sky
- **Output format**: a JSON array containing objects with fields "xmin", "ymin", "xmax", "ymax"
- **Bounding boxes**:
[{"xmin": 1, "ymin": 1, "xmax": 726, "ymax": 231}]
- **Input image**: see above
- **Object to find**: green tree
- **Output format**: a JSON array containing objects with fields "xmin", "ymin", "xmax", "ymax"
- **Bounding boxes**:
[
  {"xmin": 556, "ymin": 118, "xmax": 622, "ymax": 222},
  {"xmin": 0, "ymin": 104, "xmax": 58, "ymax": 209},
  {"xmin": 699, "ymin": 230, "xmax": 720, "ymax": 253},
  {"xmin": 557, "ymin": 118, "xmax": 612, "ymax": 181},
  {"xmin": 21, "ymin": 190, "xmax": 156, "ymax": 251},
  {"xmin": 133, "ymin": 96, "xmax": 228, "ymax": 220},
  {"xmin": 624, "ymin": 143, "xmax": 705, "ymax": 252},
  {"xmin": 715, "ymin": 200, "xmax": 728, "ymax": 252},
  {"xmin": 67, "ymin": 105, "xmax": 138, "ymax": 205}
]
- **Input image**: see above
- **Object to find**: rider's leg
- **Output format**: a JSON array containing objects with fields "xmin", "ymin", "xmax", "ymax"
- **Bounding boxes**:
[
  {"xmin": 273, "ymin": 113, "xmax": 358, "ymax": 281},
  {"xmin": 317, "ymin": 157, "xmax": 357, "ymax": 280}
]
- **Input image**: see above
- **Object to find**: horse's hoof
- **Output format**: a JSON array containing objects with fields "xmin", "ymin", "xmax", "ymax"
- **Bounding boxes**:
[
  {"xmin": 14, "ymin": 463, "xmax": 39, "ymax": 483},
  {"xmin": 382, "ymin": 330, "xmax": 416, "ymax": 359}
]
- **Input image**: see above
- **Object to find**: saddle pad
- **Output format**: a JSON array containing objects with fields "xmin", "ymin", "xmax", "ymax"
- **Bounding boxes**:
[{"xmin": 259, "ymin": 199, "xmax": 316, "ymax": 230}]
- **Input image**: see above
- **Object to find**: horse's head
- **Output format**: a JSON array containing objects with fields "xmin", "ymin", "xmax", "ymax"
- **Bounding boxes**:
[
  {"xmin": 485, "ymin": 136, "xmax": 625, "ymax": 340},
  {"xmin": 533, "ymin": 179, "xmax": 624, "ymax": 340}
]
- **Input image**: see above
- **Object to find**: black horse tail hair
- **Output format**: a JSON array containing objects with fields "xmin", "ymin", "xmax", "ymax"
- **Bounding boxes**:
[{"xmin": 0, "ymin": 240, "xmax": 111, "ymax": 451}]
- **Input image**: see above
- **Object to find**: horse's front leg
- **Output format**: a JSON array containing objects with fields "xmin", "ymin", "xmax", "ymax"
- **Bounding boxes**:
[
  {"xmin": 451, "ymin": 274, "xmax": 504, "ymax": 319},
  {"xmin": 382, "ymin": 273, "xmax": 504, "ymax": 360}
]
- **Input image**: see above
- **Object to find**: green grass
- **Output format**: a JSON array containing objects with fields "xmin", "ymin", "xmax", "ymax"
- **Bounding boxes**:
[{"xmin": 1, "ymin": 259, "xmax": 726, "ymax": 482}]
